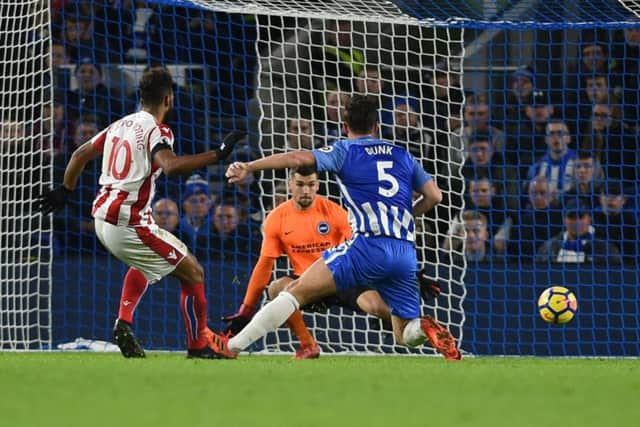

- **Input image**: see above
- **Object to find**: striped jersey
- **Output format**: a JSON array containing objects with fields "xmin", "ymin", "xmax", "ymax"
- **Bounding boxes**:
[
  {"xmin": 91, "ymin": 111, "xmax": 174, "ymax": 226},
  {"xmin": 527, "ymin": 149, "xmax": 576, "ymax": 194},
  {"xmin": 312, "ymin": 136, "xmax": 432, "ymax": 242}
]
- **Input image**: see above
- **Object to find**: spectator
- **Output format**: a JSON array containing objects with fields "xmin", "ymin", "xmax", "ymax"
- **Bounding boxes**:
[
  {"xmin": 50, "ymin": 42, "xmax": 72, "ymax": 93},
  {"xmin": 421, "ymin": 61, "xmax": 464, "ymax": 141},
  {"xmin": 504, "ymin": 66, "xmax": 535, "ymax": 122},
  {"xmin": 179, "ymin": 174, "xmax": 212, "ymax": 249},
  {"xmin": 355, "ymin": 65, "xmax": 395, "ymax": 134},
  {"xmin": 564, "ymin": 150, "xmax": 604, "ymax": 209},
  {"xmin": 354, "ymin": 64, "xmax": 383, "ymax": 95},
  {"xmin": 566, "ymin": 30, "xmax": 621, "ymax": 123},
  {"xmin": 462, "ymin": 132, "xmax": 517, "ymax": 207},
  {"xmin": 507, "ymin": 90, "xmax": 555, "ymax": 176},
  {"xmin": 59, "ymin": 10, "xmax": 99, "ymax": 61},
  {"xmin": 152, "ymin": 198, "xmax": 180, "ymax": 234},
  {"xmin": 50, "ymin": 116, "xmax": 101, "ymax": 252},
  {"xmin": 0, "ymin": 120, "xmax": 26, "ymax": 150},
  {"xmin": 73, "ymin": 116, "xmax": 100, "ymax": 148},
  {"xmin": 66, "ymin": 58, "xmax": 125, "ymax": 125},
  {"xmin": 451, "ymin": 93, "xmax": 505, "ymax": 165},
  {"xmin": 507, "ymin": 176, "xmax": 564, "ymax": 259},
  {"xmin": 195, "ymin": 196, "xmax": 260, "ymax": 262},
  {"xmin": 286, "ymin": 116, "xmax": 319, "ymax": 150},
  {"xmin": 445, "ymin": 211, "xmax": 501, "ymax": 264},
  {"xmin": 584, "ymin": 74, "xmax": 613, "ymax": 104},
  {"xmin": 126, "ymin": 1, "xmax": 156, "ymax": 61},
  {"xmin": 581, "ymin": 103, "xmax": 638, "ymax": 184},
  {"xmin": 593, "ymin": 181, "xmax": 638, "ymax": 264},
  {"xmin": 527, "ymin": 119, "xmax": 576, "ymax": 196},
  {"xmin": 464, "ymin": 174, "xmax": 510, "ymax": 252},
  {"xmin": 536, "ymin": 199, "xmax": 621, "ymax": 264},
  {"xmin": 387, "ymin": 97, "xmax": 435, "ymax": 165},
  {"xmin": 318, "ymin": 89, "xmax": 349, "ymax": 145}
]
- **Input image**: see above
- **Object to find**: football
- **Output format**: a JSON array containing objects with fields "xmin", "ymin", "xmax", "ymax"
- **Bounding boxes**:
[{"xmin": 537, "ymin": 286, "xmax": 578, "ymax": 324}]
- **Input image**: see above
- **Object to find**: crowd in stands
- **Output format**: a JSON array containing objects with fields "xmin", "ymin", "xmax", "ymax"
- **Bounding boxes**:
[{"xmin": 17, "ymin": 2, "xmax": 638, "ymax": 267}]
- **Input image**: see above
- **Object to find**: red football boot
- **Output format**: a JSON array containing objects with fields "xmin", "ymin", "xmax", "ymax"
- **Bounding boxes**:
[
  {"xmin": 188, "ymin": 328, "xmax": 237, "ymax": 359},
  {"xmin": 421, "ymin": 316, "xmax": 462, "ymax": 360}
]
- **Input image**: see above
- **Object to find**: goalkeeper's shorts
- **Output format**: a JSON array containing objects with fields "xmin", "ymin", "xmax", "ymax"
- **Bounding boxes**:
[
  {"xmin": 95, "ymin": 219, "xmax": 188, "ymax": 284},
  {"xmin": 322, "ymin": 234, "xmax": 419, "ymax": 319}
]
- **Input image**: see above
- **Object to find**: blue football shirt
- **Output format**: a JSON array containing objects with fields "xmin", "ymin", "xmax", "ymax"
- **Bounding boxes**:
[{"xmin": 313, "ymin": 136, "xmax": 432, "ymax": 242}]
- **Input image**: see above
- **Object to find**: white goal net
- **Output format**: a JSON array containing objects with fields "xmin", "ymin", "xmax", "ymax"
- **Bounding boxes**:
[
  {"xmin": 192, "ymin": 0, "xmax": 467, "ymax": 354},
  {"xmin": 0, "ymin": 0, "xmax": 52, "ymax": 349}
]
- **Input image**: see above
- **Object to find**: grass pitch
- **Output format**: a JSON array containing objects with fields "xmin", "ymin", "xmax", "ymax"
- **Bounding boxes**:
[{"xmin": 1, "ymin": 353, "xmax": 638, "ymax": 427}]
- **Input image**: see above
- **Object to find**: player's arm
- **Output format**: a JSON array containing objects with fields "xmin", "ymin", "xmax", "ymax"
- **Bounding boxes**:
[
  {"xmin": 36, "ymin": 140, "xmax": 101, "ymax": 214},
  {"xmin": 413, "ymin": 180, "xmax": 442, "ymax": 216},
  {"xmin": 410, "ymin": 155, "xmax": 442, "ymax": 217},
  {"xmin": 226, "ymin": 151, "xmax": 315, "ymax": 183},
  {"xmin": 63, "ymin": 141, "xmax": 102, "ymax": 190},
  {"xmin": 154, "ymin": 131, "xmax": 244, "ymax": 177}
]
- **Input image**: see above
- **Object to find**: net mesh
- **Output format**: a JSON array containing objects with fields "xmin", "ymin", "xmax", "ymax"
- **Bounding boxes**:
[
  {"xmin": 9, "ymin": 0, "xmax": 638, "ymax": 355},
  {"xmin": 0, "ymin": 0, "xmax": 52, "ymax": 350}
]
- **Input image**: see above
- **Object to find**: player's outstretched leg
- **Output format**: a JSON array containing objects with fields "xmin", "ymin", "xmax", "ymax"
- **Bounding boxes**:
[
  {"xmin": 113, "ymin": 319, "xmax": 146, "ymax": 358},
  {"xmin": 420, "ymin": 316, "xmax": 461, "ymax": 360}
]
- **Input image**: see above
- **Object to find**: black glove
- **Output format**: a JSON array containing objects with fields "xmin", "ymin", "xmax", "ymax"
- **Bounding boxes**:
[
  {"xmin": 35, "ymin": 185, "xmax": 72, "ymax": 215},
  {"xmin": 221, "ymin": 303, "xmax": 254, "ymax": 337},
  {"xmin": 418, "ymin": 268, "xmax": 441, "ymax": 300},
  {"xmin": 215, "ymin": 131, "xmax": 246, "ymax": 161}
]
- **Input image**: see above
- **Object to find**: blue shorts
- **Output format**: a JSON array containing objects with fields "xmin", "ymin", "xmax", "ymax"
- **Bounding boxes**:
[{"xmin": 322, "ymin": 234, "xmax": 419, "ymax": 319}]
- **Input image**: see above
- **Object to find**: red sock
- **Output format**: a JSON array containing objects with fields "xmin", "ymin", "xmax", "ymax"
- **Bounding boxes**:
[
  {"xmin": 118, "ymin": 268, "xmax": 148, "ymax": 324},
  {"xmin": 180, "ymin": 283, "xmax": 209, "ymax": 349}
]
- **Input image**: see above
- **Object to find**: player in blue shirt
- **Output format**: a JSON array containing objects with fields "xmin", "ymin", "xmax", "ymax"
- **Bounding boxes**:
[{"xmin": 222, "ymin": 94, "xmax": 460, "ymax": 360}]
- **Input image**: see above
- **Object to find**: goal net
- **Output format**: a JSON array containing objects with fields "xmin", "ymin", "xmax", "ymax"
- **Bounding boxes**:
[
  {"xmin": 26, "ymin": 0, "xmax": 640, "ymax": 356},
  {"xmin": 0, "ymin": 0, "xmax": 52, "ymax": 349}
]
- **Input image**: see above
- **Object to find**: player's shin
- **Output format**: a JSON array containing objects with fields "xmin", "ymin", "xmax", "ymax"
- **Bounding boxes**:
[
  {"xmin": 228, "ymin": 291, "xmax": 300, "ymax": 352},
  {"xmin": 180, "ymin": 283, "xmax": 208, "ymax": 349},
  {"xmin": 118, "ymin": 268, "xmax": 148, "ymax": 324}
]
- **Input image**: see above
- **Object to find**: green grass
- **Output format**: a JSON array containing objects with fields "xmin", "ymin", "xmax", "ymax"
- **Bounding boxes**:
[{"xmin": 1, "ymin": 353, "xmax": 638, "ymax": 427}]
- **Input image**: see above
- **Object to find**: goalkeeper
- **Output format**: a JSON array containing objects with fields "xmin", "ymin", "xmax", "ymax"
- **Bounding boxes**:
[{"xmin": 222, "ymin": 164, "xmax": 441, "ymax": 358}]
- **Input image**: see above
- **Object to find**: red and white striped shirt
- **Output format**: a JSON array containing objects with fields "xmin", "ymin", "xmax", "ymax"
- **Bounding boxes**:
[{"xmin": 91, "ymin": 111, "xmax": 174, "ymax": 227}]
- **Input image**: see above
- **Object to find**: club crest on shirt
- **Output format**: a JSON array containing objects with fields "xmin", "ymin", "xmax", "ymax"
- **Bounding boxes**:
[{"xmin": 317, "ymin": 221, "xmax": 330, "ymax": 235}]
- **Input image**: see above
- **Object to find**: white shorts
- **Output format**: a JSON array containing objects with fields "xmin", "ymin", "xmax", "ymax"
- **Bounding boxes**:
[{"xmin": 94, "ymin": 219, "xmax": 188, "ymax": 284}]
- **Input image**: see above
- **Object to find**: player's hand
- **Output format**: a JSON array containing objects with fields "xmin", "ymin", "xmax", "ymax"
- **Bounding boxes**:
[
  {"xmin": 215, "ymin": 130, "xmax": 245, "ymax": 161},
  {"xmin": 418, "ymin": 268, "xmax": 441, "ymax": 300},
  {"xmin": 35, "ymin": 185, "xmax": 72, "ymax": 215},
  {"xmin": 225, "ymin": 161, "xmax": 250, "ymax": 184},
  {"xmin": 221, "ymin": 303, "xmax": 254, "ymax": 337}
]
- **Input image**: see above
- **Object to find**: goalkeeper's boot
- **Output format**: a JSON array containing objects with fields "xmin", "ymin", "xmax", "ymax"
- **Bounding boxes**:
[
  {"xmin": 187, "ymin": 328, "xmax": 237, "ymax": 359},
  {"xmin": 113, "ymin": 319, "xmax": 146, "ymax": 358},
  {"xmin": 420, "ymin": 316, "xmax": 461, "ymax": 360},
  {"xmin": 293, "ymin": 343, "xmax": 320, "ymax": 360}
]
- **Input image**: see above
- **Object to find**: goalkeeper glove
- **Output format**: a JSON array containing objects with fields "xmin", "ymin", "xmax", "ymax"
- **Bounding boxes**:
[
  {"xmin": 215, "ymin": 131, "xmax": 245, "ymax": 161},
  {"xmin": 418, "ymin": 268, "xmax": 441, "ymax": 300},
  {"xmin": 221, "ymin": 303, "xmax": 254, "ymax": 337},
  {"xmin": 35, "ymin": 185, "xmax": 72, "ymax": 215}
]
